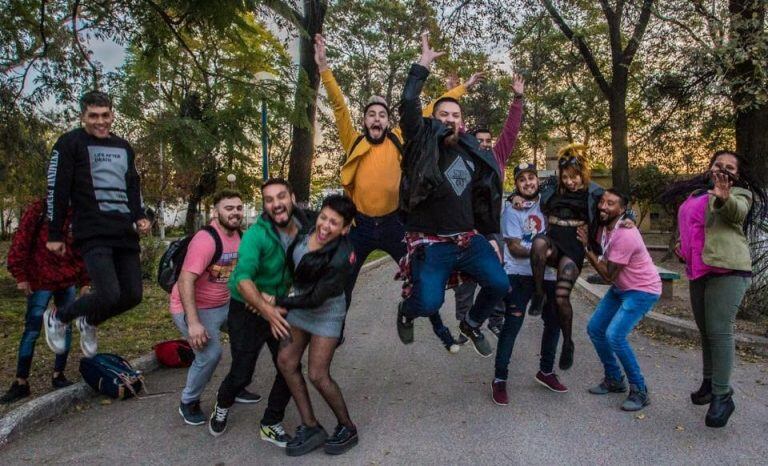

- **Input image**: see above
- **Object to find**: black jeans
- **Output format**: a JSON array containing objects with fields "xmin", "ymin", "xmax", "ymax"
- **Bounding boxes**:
[
  {"xmin": 495, "ymin": 275, "xmax": 560, "ymax": 380},
  {"xmin": 343, "ymin": 212, "xmax": 407, "ymax": 309},
  {"xmin": 216, "ymin": 299, "xmax": 293, "ymax": 425},
  {"xmin": 57, "ymin": 246, "xmax": 143, "ymax": 326}
]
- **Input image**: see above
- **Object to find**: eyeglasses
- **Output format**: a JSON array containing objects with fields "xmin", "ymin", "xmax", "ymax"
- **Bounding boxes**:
[{"xmin": 558, "ymin": 155, "xmax": 581, "ymax": 168}]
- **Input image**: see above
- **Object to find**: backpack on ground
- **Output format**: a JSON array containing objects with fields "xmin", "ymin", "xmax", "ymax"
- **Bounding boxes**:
[
  {"xmin": 154, "ymin": 339, "xmax": 195, "ymax": 368},
  {"xmin": 157, "ymin": 225, "xmax": 240, "ymax": 293},
  {"xmin": 79, "ymin": 353, "xmax": 145, "ymax": 399}
]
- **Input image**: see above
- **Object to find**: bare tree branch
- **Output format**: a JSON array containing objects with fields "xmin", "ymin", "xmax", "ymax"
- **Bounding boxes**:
[{"xmin": 539, "ymin": 0, "xmax": 612, "ymax": 97}]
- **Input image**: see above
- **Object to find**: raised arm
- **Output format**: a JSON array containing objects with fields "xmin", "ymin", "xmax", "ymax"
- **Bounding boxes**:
[
  {"xmin": 423, "ymin": 72, "xmax": 483, "ymax": 116},
  {"xmin": 315, "ymin": 34, "xmax": 360, "ymax": 154},
  {"xmin": 400, "ymin": 32, "xmax": 445, "ymax": 141},
  {"xmin": 493, "ymin": 73, "xmax": 525, "ymax": 166}
]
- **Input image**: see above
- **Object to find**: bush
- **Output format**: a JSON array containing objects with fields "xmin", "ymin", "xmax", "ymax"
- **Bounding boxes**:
[{"xmin": 140, "ymin": 235, "xmax": 168, "ymax": 280}]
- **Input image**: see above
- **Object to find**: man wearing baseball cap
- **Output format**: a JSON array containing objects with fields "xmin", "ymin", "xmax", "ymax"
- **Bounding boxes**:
[{"xmin": 492, "ymin": 162, "xmax": 566, "ymax": 405}]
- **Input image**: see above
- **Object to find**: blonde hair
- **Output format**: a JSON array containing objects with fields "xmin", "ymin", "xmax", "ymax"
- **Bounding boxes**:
[{"xmin": 557, "ymin": 143, "xmax": 591, "ymax": 189}]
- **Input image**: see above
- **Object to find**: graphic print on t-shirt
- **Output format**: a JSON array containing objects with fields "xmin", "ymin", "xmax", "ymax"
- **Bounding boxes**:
[
  {"xmin": 522, "ymin": 214, "xmax": 544, "ymax": 244},
  {"xmin": 208, "ymin": 251, "xmax": 237, "ymax": 283},
  {"xmin": 87, "ymin": 145, "xmax": 130, "ymax": 214},
  {"xmin": 445, "ymin": 156, "xmax": 472, "ymax": 196}
]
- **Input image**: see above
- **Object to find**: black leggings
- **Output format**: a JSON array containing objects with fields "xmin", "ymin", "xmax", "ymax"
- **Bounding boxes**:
[
  {"xmin": 530, "ymin": 236, "xmax": 581, "ymax": 346},
  {"xmin": 57, "ymin": 246, "xmax": 143, "ymax": 326}
]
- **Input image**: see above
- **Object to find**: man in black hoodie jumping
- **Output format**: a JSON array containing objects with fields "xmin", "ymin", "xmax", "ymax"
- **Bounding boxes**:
[{"xmin": 43, "ymin": 91, "xmax": 149, "ymax": 358}]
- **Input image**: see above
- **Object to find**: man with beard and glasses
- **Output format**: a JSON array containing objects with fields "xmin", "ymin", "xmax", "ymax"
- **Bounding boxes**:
[
  {"xmin": 578, "ymin": 189, "xmax": 661, "ymax": 412},
  {"xmin": 170, "ymin": 190, "xmax": 263, "ymax": 426},
  {"xmin": 209, "ymin": 179, "xmax": 316, "ymax": 448},
  {"xmin": 314, "ymin": 34, "xmax": 483, "ymax": 352},
  {"xmin": 395, "ymin": 33, "xmax": 509, "ymax": 358}
]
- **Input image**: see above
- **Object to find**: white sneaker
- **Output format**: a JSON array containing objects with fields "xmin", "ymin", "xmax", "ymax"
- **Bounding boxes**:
[
  {"xmin": 75, "ymin": 316, "xmax": 98, "ymax": 358},
  {"xmin": 43, "ymin": 306, "xmax": 68, "ymax": 355}
]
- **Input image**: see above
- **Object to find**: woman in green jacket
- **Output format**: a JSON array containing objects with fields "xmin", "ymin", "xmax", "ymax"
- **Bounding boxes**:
[{"xmin": 662, "ymin": 150, "xmax": 766, "ymax": 428}]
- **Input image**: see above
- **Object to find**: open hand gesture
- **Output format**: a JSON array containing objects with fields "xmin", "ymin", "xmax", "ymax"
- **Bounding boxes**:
[
  {"xmin": 418, "ymin": 32, "xmax": 445, "ymax": 68},
  {"xmin": 511, "ymin": 73, "xmax": 525, "ymax": 96},
  {"xmin": 708, "ymin": 170, "xmax": 732, "ymax": 201},
  {"xmin": 314, "ymin": 34, "xmax": 329, "ymax": 72},
  {"xmin": 466, "ymin": 72, "xmax": 486, "ymax": 89}
]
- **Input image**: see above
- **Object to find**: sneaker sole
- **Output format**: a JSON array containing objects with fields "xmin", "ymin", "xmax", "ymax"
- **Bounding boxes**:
[
  {"xmin": 459, "ymin": 328, "xmax": 492, "ymax": 358},
  {"xmin": 534, "ymin": 376, "xmax": 568, "ymax": 393},
  {"xmin": 208, "ymin": 422, "xmax": 227, "ymax": 437},
  {"xmin": 260, "ymin": 431, "xmax": 287, "ymax": 448},
  {"xmin": 447, "ymin": 344, "xmax": 460, "ymax": 354},
  {"xmin": 235, "ymin": 396, "xmax": 263, "ymax": 404},
  {"xmin": 286, "ymin": 433, "xmax": 328, "ymax": 457},
  {"xmin": 621, "ymin": 400, "xmax": 651, "ymax": 412},
  {"xmin": 178, "ymin": 407, "xmax": 205, "ymax": 426},
  {"xmin": 324, "ymin": 435, "xmax": 359, "ymax": 455}
]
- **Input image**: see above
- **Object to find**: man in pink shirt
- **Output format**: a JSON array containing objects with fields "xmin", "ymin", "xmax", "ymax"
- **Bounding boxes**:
[
  {"xmin": 171, "ymin": 190, "xmax": 260, "ymax": 426},
  {"xmin": 579, "ymin": 189, "xmax": 661, "ymax": 412}
]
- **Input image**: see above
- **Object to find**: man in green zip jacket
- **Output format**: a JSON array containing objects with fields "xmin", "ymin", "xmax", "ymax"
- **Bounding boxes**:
[{"xmin": 209, "ymin": 178, "xmax": 315, "ymax": 448}]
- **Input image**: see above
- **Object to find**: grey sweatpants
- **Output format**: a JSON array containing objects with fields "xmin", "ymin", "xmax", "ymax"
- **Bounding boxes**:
[
  {"xmin": 172, "ymin": 304, "xmax": 229, "ymax": 404},
  {"xmin": 454, "ymin": 282, "xmax": 504, "ymax": 328}
]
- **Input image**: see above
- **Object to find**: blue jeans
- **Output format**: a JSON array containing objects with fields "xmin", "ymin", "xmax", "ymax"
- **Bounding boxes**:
[
  {"xmin": 403, "ymin": 235, "xmax": 509, "ymax": 327},
  {"xmin": 587, "ymin": 287, "xmax": 660, "ymax": 389},
  {"xmin": 16, "ymin": 287, "xmax": 75, "ymax": 379},
  {"xmin": 495, "ymin": 275, "xmax": 560, "ymax": 380},
  {"xmin": 172, "ymin": 304, "xmax": 229, "ymax": 404}
]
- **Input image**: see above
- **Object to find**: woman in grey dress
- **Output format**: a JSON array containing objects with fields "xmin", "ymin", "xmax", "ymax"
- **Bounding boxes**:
[{"xmin": 272, "ymin": 195, "xmax": 358, "ymax": 456}]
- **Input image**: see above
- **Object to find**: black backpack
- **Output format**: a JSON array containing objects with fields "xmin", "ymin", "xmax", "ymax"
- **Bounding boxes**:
[{"xmin": 157, "ymin": 225, "xmax": 240, "ymax": 293}]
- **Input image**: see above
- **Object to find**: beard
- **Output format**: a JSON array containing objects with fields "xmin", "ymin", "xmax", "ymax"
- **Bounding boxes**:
[
  {"xmin": 364, "ymin": 126, "xmax": 387, "ymax": 144},
  {"xmin": 443, "ymin": 125, "xmax": 460, "ymax": 147},
  {"xmin": 519, "ymin": 189, "xmax": 539, "ymax": 201},
  {"xmin": 220, "ymin": 216, "xmax": 242, "ymax": 232},
  {"xmin": 269, "ymin": 205, "xmax": 294, "ymax": 227}
]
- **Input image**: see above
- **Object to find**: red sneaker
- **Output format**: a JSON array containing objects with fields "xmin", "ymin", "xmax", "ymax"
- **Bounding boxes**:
[
  {"xmin": 535, "ymin": 371, "xmax": 568, "ymax": 393},
  {"xmin": 491, "ymin": 380, "xmax": 508, "ymax": 405}
]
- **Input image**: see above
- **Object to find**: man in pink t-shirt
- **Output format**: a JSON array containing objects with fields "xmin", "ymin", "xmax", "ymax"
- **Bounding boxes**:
[
  {"xmin": 171, "ymin": 190, "xmax": 260, "ymax": 426},
  {"xmin": 580, "ymin": 189, "xmax": 661, "ymax": 413}
]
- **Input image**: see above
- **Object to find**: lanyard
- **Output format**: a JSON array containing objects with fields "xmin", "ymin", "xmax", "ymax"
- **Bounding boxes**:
[{"xmin": 598, "ymin": 214, "xmax": 624, "ymax": 261}]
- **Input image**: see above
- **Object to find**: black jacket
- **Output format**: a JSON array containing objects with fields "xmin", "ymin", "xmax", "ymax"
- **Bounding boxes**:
[
  {"xmin": 398, "ymin": 64, "xmax": 503, "ymax": 235},
  {"xmin": 276, "ymin": 233, "xmax": 355, "ymax": 310}
]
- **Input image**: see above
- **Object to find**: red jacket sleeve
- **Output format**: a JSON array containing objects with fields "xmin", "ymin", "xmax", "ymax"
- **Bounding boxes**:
[{"xmin": 6, "ymin": 200, "xmax": 44, "ymax": 284}]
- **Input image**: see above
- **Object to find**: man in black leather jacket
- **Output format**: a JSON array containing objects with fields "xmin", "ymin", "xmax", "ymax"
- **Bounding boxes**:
[{"xmin": 395, "ymin": 33, "xmax": 509, "ymax": 358}]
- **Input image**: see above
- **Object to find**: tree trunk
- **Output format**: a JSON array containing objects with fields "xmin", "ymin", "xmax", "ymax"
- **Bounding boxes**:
[
  {"xmin": 287, "ymin": 1, "xmax": 327, "ymax": 204},
  {"xmin": 735, "ymin": 105, "xmax": 768, "ymax": 182},
  {"xmin": 608, "ymin": 91, "xmax": 630, "ymax": 193}
]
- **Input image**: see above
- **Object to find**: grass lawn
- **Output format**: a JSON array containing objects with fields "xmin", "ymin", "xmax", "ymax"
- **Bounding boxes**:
[{"xmin": 0, "ymin": 241, "xmax": 178, "ymax": 415}]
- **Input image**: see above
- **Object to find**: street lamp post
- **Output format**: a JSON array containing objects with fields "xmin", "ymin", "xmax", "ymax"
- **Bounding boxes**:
[{"xmin": 254, "ymin": 72, "xmax": 276, "ymax": 181}]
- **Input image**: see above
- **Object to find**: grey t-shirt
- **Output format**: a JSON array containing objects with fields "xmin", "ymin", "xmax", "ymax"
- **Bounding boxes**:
[
  {"xmin": 502, "ymin": 198, "xmax": 556, "ymax": 279},
  {"xmin": 277, "ymin": 216, "xmax": 303, "ymax": 252}
]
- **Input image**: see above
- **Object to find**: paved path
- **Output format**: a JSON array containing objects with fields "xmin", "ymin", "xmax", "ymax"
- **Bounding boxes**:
[{"xmin": 2, "ymin": 261, "xmax": 767, "ymax": 464}]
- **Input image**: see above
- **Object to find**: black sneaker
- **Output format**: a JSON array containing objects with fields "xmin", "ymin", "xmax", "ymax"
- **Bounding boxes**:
[
  {"xmin": 51, "ymin": 373, "xmax": 74, "ymax": 389},
  {"xmin": 528, "ymin": 293, "xmax": 545, "ymax": 316},
  {"xmin": 286, "ymin": 424, "xmax": 328, "ymax": 457},
  {"xmin": 396, "ymin": 301, "xmax": 414, "ymax": 345},
  {"xmin": 260, "ymin": 422, "xmax": 292, "ymax": 447},
  {"xmin": 459, "ymin": 320, "xmax": 493, "ymax": 357},
  {"xmin": 559, "ymin": 339, "xmax": 574, "ymax": 370},
  {"xmin": 179, "ymin": 400, "xmax": 206, "ymax": 426},
  {"xmin": 0, "ymin": 381, "xmax": 30, "ymax": 404},
  {"xmin": 208, "ymin": 402, "xmax": 229, "ymax": 437},
  {"xmin": 324, "ymin": 424, "xmax": 358, "ymax": 455},
  {"xmin": 455, "ymin": 330, "xmax": 469, "ymax": 345},
  {"xmin": 434, "ymin": 326, "xmax": 459, "ymax": 354},
  {"xmin": 235, "ymin": 388, "xmax": 263, "ymax": 404}
]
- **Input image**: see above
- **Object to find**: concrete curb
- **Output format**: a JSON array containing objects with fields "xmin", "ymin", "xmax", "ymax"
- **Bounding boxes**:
[
  {"xmin": 0, "ymin": 352, "xmax": 159, "ymax": 449},
  {"xmin": 0, "ymin": 255, "xmax": 393, "ymax": 449},
  {"xmin": 575, "ymin": 277, "xmax": 768, "ymax": 357}
]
